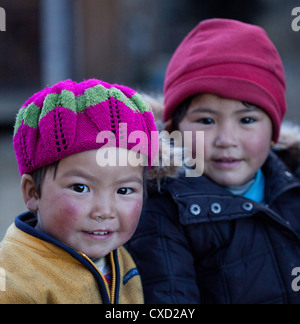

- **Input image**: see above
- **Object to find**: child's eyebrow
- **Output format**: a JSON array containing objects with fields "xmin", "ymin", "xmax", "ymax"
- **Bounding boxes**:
[
  {"xmin": 60, "ymin": 169, "xmax": 95, "ymax": 181},
  {"xmin": 189, "ymin": 107, "xmax": 218, "ymax": 114},
  {"xmin": 236, "ymin": 104, "xmax": 260, "ymax": 114},
  {"xmin": 61, "ymin": 169, "xmax": 143, "ymax": 185},
  {"xmin": 113, "ymin": 176, "xmax": 143, "ymax": 186}
]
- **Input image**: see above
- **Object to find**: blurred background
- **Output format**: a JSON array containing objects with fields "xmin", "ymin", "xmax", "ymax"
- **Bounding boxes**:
[{"xmin": 1, "ymin": 0, "xmax": 300, "ymax": 240}]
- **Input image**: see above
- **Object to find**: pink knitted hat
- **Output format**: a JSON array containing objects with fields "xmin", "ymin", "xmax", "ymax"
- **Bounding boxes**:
[
  {"xmin": 163, "ymin": 19, "xmax": 287, "ymax": 142},
  {"xmin": 13, "ymin": 79, "xmax": 158, "ymax": 175}
]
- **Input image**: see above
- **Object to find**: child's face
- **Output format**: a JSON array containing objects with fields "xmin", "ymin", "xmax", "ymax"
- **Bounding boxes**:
[
  {"xmin": 27, "ymin": 149, "xmax": 144, "ymax": 258},
  {"xmin": 178, "ymin": 93, "xmax": 273, "ymax": 187}
]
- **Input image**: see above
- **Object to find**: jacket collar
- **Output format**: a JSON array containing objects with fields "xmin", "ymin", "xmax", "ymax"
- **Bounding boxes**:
[
  {"xmin": 165, "ymin": 151, "xmax": 300, "ymax": 202},
  {"xmin": 15, "ymin": 212, "xmax": 120, "ymax": 304},
  {"xmin": 263, "ymin": 151, "xmax": 300, "ymax": 204},
  {"xmin": 162, "ymin": 151, "xmax": 300, "ymax": 229},
  {"xmin": 161, "ymin": 153, "xmax": 300, "ymax": 241}
]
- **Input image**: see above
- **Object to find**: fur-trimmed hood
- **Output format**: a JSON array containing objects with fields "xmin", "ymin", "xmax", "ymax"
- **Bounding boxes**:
[{"xmin": 274, "ymin": 121, "xmax": 300, "ymax": 176}]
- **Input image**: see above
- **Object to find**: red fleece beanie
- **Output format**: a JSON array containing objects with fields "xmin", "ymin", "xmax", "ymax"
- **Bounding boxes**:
[{"xmin": 163, "ymin": 18, "xmax": 287, "ymax": 142}]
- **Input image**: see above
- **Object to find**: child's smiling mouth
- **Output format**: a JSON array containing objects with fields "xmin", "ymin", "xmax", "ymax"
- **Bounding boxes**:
[
  {"xmin": 212, "ymin": 157, "xmax": 243, "ymax": 169},
  {"xmin": 87, "ymin": 231, "xmax": 109, "ymax": 235},
  {"xmin": 82, "ymin": 230, "xmax": 113, "ymax": 240}
]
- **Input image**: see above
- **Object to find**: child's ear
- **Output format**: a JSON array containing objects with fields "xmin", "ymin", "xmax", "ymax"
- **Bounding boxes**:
[{"xmin": 21, "ymin": 174, "xmax": 39, "ymax": 211}]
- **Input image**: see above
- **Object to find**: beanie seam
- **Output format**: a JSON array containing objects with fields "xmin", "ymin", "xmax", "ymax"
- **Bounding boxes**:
[{"xmin": 166, "ymin": 60, "xmax": 286, "ymax": 92}]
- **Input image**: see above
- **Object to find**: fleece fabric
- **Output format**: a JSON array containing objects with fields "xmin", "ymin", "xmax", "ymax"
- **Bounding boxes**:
[{"xmin": 0, "ymin": 213, "xmax": 144, "ymax": 304}]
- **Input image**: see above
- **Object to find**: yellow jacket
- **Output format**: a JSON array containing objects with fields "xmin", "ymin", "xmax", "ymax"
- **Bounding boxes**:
[{"xmin": 0, "ymin": 213, "xmax": 144, "ymax": 304}]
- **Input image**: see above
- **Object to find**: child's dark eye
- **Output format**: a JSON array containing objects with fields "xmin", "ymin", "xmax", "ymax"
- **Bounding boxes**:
[
  {"xmin": 240, "ymin": 117, "xmax": 256, "ymax": 124},
  {"xmin": 196, "ymin": 118, "xmax": 215, "ymax": 125},
  {"xmin": 117, "ymin": 188, "xmax": 133, "ymax": 195},
  {"xmin": 72, "ymin": 184, "xmax": 89, "ymax": 193}
]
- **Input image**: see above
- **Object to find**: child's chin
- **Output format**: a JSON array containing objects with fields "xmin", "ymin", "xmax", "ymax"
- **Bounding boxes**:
[
  {"xmin": 84, "ymin": 250, "xmax": 108, "ymax": 259},
  {"xmin": 208, "ymin": 174, "xmax": 247, "ymax": 187}
]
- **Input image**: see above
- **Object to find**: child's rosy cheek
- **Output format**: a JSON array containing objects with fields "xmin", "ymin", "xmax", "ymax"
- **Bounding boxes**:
[
  {"xmin": 128, "ymin": 201, "xmax": 143, "ymax": 229},
  {"xmin": 56, "ymin": 203, "xmax": 83, "ymax": 226}
]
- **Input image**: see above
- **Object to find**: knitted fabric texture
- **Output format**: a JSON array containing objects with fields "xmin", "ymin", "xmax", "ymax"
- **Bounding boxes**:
[
  {"xmin": 163, "ymin": 18, "xmax": 287, "ymax": 142},
  {"xmin": 13, "ymin": 79, "xmax": 158, "ymax": 175}
]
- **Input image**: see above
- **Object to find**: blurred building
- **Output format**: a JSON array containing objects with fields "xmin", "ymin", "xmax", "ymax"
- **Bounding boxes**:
[
  {"xmin": 0, "ymin": 0, "xmax": 300, "ymax": 240},
  {"xmin": 0, "ymin": 0, "xmax": 300, "ymax": 129}
]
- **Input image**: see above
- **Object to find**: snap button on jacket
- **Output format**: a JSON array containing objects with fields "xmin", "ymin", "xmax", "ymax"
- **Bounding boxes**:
[{"xmin": 127, "ymin": 153, "xmax": 300, "ymax": 304}]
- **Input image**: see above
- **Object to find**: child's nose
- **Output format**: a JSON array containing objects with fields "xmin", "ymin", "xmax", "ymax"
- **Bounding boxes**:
[
  {"xmin": 214, "ymin": 126, "xmax": 238, "ymax": 148},
  {"xmin": 91, "ymin": 209, "xmax": 116, "ymax": 222},
  {"xmin": 90, "ymin": 198, "xmax": 116, "ymax": 221}
]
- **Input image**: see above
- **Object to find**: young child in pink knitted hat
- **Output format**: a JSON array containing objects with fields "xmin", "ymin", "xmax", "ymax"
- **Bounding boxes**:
[
  {"xmin": 127, "ymin": 19, "xmax": 300, "ymax": 304},
  {"xmin": 0, "ymin": 79, "xmax": 158, "ymax": 304}
]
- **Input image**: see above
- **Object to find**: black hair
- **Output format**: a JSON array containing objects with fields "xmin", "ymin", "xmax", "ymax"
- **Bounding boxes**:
[
  {"xmin": 170, "ymin": 96, "xmax": 195, "ymax": 132},
  {"xmin": 31, "ymin": 161, "xmax": 60, "ymax": 198}
]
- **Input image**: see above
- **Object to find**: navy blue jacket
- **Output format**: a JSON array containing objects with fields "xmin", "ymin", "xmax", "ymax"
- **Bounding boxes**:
[{"xmin": 127, "ymin": 152, "xmax": 300, "ymax": 304}]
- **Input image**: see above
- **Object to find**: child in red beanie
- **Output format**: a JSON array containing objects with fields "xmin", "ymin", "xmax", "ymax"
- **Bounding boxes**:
[{"xmin": 127, "ymin": 19, "xmax": 300, "ymax": 304}]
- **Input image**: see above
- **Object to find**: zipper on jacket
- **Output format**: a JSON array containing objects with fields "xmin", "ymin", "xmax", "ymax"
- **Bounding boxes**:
[
  {"xmin": 109, "ymin": 251, "xmax": 117, "ymax": 304},
  {"xmin": 78, "ymin": 251, "xmax": 116, "ymax": 304}
]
